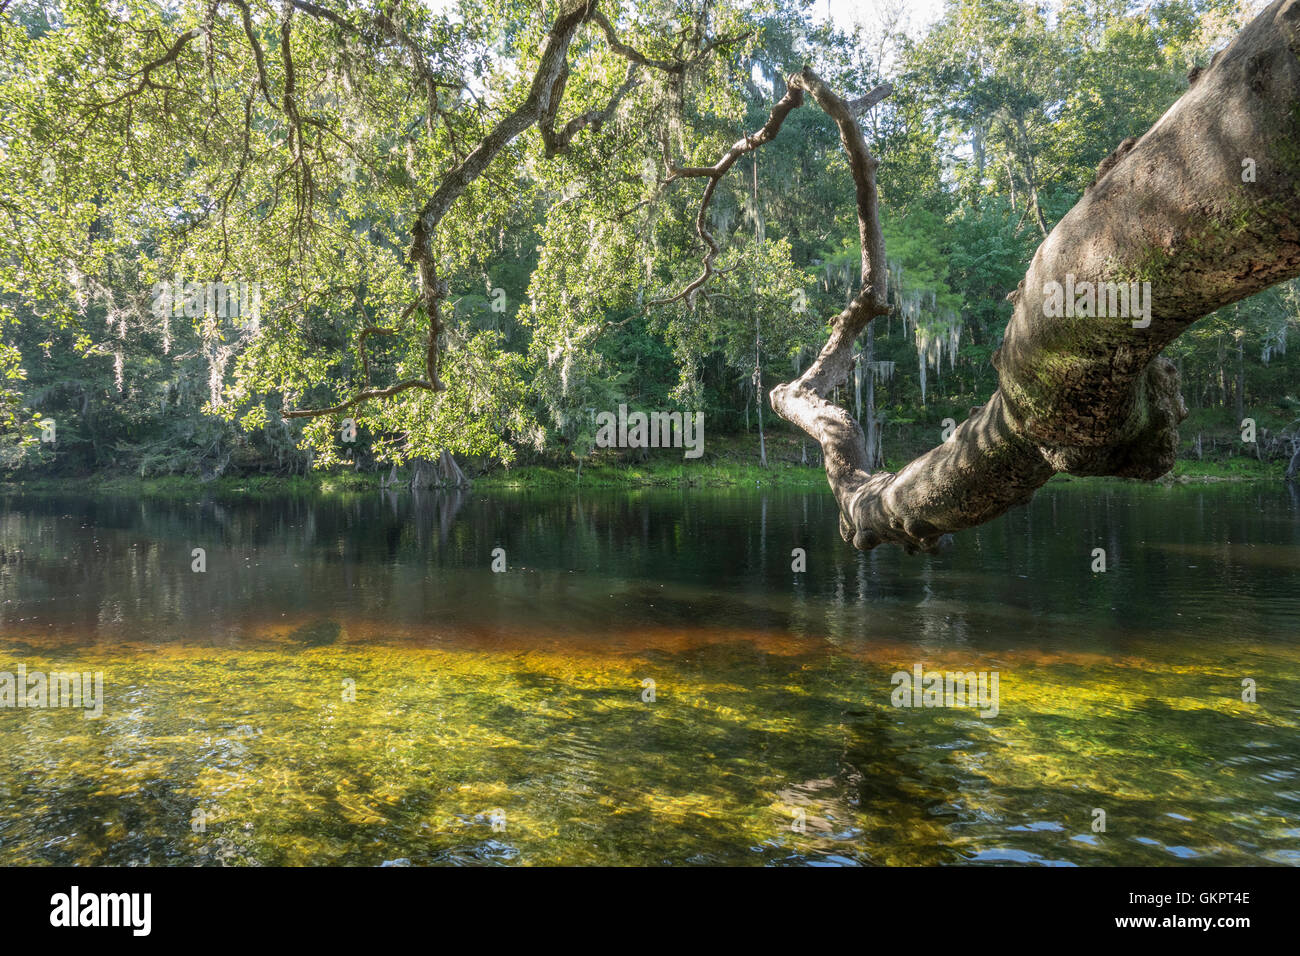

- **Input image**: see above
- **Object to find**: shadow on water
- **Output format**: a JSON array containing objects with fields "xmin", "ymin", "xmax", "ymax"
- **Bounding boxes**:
[{"xmin": 289, "ymin": 620, "xmax": 341, "ymax": 647}]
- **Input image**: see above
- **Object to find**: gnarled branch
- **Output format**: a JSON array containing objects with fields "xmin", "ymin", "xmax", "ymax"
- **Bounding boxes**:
[
  {"xmin": 650, "ymin": 76, "xmax": 886, "ymax": 310},
  {"xmin": 282, "ymin": 1, "xmax": 751, "ymax": 422},
  {"xmin": 773, "ymin": 0, "xmax": 1300, "ymax": 553}
]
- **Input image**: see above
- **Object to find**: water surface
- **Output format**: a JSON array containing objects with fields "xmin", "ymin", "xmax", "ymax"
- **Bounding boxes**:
[{"xmin": 1, "ymin": 481, "xmax": 1298, "ymax": 865}]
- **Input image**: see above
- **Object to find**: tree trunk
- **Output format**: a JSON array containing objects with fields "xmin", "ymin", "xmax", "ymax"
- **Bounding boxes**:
[
  {"xmin": 409, "ymin": 458, "xmax": 427, "ymax": 490},
  {"xmin": 1236, "ymin": 331, "xmax": 1247, "ymax": 424},
  {"xmin": 770, "ymin": 1, "xmax": 1300, "ymax": 553},
  {"xmin": 751, "ymin": 153, "xmax": 767, "ymax": 469},
  {"xmin": 1013, "ymin": 114, "xmax": 1050, "ymax": 237},
  {"xmin": 435, "ymin": 448, "xmax": 469, "ymax": 487},
  {"xmin": 863, "ymin": 321, "xmax": 882, "ymax": 471}
]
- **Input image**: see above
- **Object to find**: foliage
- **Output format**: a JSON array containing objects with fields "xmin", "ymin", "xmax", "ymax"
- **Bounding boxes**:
[{"xmin": 0, "ymin": 0, "xmax": 1294, "ymax": 480}]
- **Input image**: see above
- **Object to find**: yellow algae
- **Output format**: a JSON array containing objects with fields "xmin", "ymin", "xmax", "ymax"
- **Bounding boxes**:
[{"xmin": 1, "ymin": 617, "xmax": 1298, "ymax": 866}]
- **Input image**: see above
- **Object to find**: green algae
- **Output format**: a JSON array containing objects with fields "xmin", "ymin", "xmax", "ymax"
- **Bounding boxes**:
[{"xmin": 1, "ymin": 635, "xmax": 1296, "ymax": 866}]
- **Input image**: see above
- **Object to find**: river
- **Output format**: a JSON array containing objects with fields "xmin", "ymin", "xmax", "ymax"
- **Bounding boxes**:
[{"xmin": 1, "ymin": 481, "xmax": 1297, "ymax": 865}]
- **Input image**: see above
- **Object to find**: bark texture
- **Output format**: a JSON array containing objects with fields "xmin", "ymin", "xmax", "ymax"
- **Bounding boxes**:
[{"xmin": 772, "ymin": 0, "xmax": 1300, "ymax": 553}]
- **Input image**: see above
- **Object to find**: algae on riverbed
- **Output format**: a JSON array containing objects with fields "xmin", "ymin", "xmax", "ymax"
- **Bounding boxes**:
[{"xmin": 1, "ymin": 483, "xmax": 1297, "ymax": 865}]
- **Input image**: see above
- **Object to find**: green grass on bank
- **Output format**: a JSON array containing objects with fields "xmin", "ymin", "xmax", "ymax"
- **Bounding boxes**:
[
  {"xmin": 1, "ymin": 429, "xmax": 1289, "ymax": 500},
  {"xmin": 0, "ymin": 471, "xmax": 384, "ymax": 501},
  {"xmin": 1045, "ymin": 458, "xmax": 1283, "ymax": 485},
  {"xmin": 1164, "ymin": 455, "xmax": 1282, "ymax": 480},
  {"xmin": 475, "ymin": 459, "xmax": 829, "ymax": 490}
]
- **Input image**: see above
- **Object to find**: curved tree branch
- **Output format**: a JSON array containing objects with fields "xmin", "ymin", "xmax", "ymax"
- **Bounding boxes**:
[
  {"xmin": 774, "ymin": 0, "xmax": 1300, "ymax": 553},
  {"xmin": 284, "ymin": 0, "xmax": 595, "ymax": 419},
  {"xmin": 289, "ymin": 0, "xmax": 750, "ymax": 420},
  {"xmin": 648, "ymin": 75, "xmax": 871, "ymax": 310},
  {"xmin": 278, "ymin": 0, "xmax": 754, "ymax": 421},
  {"xmin": 540, "ymin": 60, "xmax": 641, "ymax": 156}
]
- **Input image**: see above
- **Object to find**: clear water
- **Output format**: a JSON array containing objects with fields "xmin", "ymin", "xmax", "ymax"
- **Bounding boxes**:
[{"xmin": 1, "ymin": 481, "xmax": 1298, "ymax": 865}]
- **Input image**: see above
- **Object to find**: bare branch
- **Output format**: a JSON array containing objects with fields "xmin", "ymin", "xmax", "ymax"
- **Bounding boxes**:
[
  {"xmin": 288, "ymin": 0, "xmax": 355, "ymax": 32},
  {"xmin": 650, "ymin": 79, "xmax": 891, "ymax": 312},
  {"xmin": 849, "ymin": 82, "xmax": 894, "ymax": 114},
  {"xmin": 541, "ymin": 61, "xmax": 640, "ymax": 156},
  {"xmin": 282, "ymin": 378, "xmax": 436, "ymax": 419},
  {"xmin": 589, "ymin": 9, "xmax": 684, "ymax": 74},
  {"xmin": 85, "ymin": 27, "xmax": 202, "ymax": 113},
  {"xmin": 590, "ymin": 8, "xmax": 749, "ymax": 75},
  {"xmin": 228, "ymin": 0, "xmax": 277, "ymax": 111}
]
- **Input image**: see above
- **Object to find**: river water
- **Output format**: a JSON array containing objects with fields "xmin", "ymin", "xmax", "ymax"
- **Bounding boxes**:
[{"xmin": 1, "ymin": 481, "xmax": 1297, "ymax": 865}]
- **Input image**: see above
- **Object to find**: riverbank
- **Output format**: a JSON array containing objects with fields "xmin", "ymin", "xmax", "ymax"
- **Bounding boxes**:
[{"xmin": 1, "ymin": 452, "xmax": 1287, "ymax": 500}]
